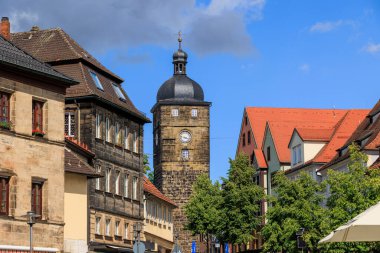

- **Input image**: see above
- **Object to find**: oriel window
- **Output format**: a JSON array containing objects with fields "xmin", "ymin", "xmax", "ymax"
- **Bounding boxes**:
[
  {"xmin": 31, "ymin": 182, "xmax": 43, "ymax": 218},
  {"xmin": 32, "ymin": 101, "xmax": 44, "ymax": 132},
  {"xmin": 0, "ymin": 177, "xmax": 9, "ymax": 215},
  {"xmin": 64, "ymin": 112, "xmax": 75, "ymax": 137}
]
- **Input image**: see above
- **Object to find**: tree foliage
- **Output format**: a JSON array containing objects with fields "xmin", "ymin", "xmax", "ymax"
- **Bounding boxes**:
[
  {"xmin": 321, "ymin": 143, "xmax": 380, "ymax": 252},
  {"xmin": 262, "ymin": 171, "xmax": 327, "ymax": 252},
  {"xmin": 184, "ymin": 173, "xmax": 225, "ymax": 250},
  {"xmin": 221, "ymin": 154, "xmax": 264, "ymax": 245},
  {"xmin": 185, "ymin": 154, "xmax": 264, "ymax": 246},
  {"xmin": 143, "ymin": 154, "xmax": 154, "ymax": 182}
]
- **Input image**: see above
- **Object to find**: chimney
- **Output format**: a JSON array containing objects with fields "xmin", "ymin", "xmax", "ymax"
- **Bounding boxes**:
[{"xmin": 1, "ymin": 17, "xmax": 10, "ymax": 40}]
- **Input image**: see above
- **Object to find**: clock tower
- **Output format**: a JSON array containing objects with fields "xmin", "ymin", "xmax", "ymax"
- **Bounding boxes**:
[{"xmin": 151, "ymin": 35, "xmax": 211, "ymax": 253}]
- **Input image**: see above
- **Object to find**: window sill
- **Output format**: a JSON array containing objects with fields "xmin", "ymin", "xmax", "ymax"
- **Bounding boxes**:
[{"xmin": 104, "ymin": 235, "xmax": 113, "ymax": 241}]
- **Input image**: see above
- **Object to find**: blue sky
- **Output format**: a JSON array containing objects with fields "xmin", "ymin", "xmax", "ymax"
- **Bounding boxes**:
[{"xmin": 3, "ymin": 0, "xmax": 380, "ymax": 180}]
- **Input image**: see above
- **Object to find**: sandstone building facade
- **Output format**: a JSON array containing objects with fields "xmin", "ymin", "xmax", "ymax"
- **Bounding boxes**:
[
  {"xmin": 143, "ymin": 176, "xmax": 177, "ymax": 253},
  {"xmin": 0, "ymin": 26, "xmax": 76, "ymax": 252},
  {"xmin": 11, "ymin": 26, "xmax": 150, "ymax": 252},
  {"xmin": 152, "ymin": 38, "xmax": 211, "ymax": 253}
]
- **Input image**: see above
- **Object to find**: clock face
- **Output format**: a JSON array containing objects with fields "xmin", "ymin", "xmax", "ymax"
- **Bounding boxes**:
[{"xmin": 179, "ymin": 131, "xmax": 192, "ymax": 143}]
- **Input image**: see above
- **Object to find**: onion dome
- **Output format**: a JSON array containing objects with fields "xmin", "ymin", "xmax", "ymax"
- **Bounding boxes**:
[{"xmin": 156, "ymin": 32, "xmax": 204, "ymax": 102}]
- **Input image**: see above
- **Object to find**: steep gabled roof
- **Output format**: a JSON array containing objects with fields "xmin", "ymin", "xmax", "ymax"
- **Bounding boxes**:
[
  {"xmin": 265, "ymin": 120, "xmax": 341, "ymax": 163},
  {"xmin": 253, "ymin": 149, "xmax": 268, "ymax": 169},
  {"xmin": 320, "ymin": 100, "xmax": 380, "ymax": 170},
  {"xmin": 11, "ymin": 28, "xmax": 122, "ymax": 81},
  {"xmin": 0, "ymin": 34, "xmax": 76, "ymax": 85},
  {"xmin": 11, "ymin": 28, "xmax": 149, "ymax": 123},
  {"xmin": 245, "ymin": 107, "xmax": 348, "ymax": 151},
  {"xmin": 143, "ymin": 176, "xmax": 177, "ymax": 207}
]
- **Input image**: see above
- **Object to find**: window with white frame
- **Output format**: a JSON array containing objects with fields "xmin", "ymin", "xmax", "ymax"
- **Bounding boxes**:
[
  {"xmin": 124, "ymin": 126, "xmax": 130, "ymax": 150},
  {"xmin": 124, "ymin": 174, "xmax": 129, "ymax": 198},
  {"xmin": 182, "ymin": 149, "xmax": 190, "ymax": 160},
  {"xmin": 115, "ymin": 171, "xmax": 120, "ymax": 195},
  {"xmin": 95, "ymin": 217, "xmax": 101, "ymax": 234},
  {"xmin": 90, "ymin": 71, "xmax": 104, "ymax": 90},
  {"xmin": 132, "ymin": 176, "xmax": 137, "ymax": 200},
  {"xmin": 171, "ymin": 109, "xmax": 179, "ymax": 117},
  {"xmin": 292, "ymin": 145, "xmax": 302, "ymax": 165},
  {"xmin": 191, "ymin": 109, "xmax": 198, "ymax": 118},
  {"xmin": 96, "ymin": 113, "xmax": 102, "ymax": 139},
  {"xmin": 124, "ymin": 223, "xmax": 129, "ymax": 239},
  {"xmin": 133, "ymin": 131, "xmax": 138, "ymax": 153},
  {"xmin": 95, "ymin": 165, "xmax": 101, "ymax": 190},
  {"xmin": 106, "ymin": 117, "xmax": 111, "ymax": 142},
  {"xmin": 64, "ymin": 112, "xmax": 75, "ymax": 137},
  {"xmin": 163, "ymin": 206, "xmax": 167, "ymax": 221},
  {"xmin": 105, "ymin": 219, "xmax": 111, "ymax": 236},
  {"xmin": 105, "ymin": 168, "xmax": 111, "ymax": 192},
  {"xmin": 115, "ymin": 220, "xmax": 120, "ymax": 236}
]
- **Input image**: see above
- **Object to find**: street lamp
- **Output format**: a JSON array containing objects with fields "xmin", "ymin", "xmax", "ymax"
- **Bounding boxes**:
[{"xmin": 26, "ymin": 211, "xmax": 40, "ymax": 253}]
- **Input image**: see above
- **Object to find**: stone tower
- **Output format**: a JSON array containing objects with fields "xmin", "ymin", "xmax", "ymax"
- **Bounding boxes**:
[{"xmin": 151, "ymin": 35, "xmax": 211, "ymax": 253}]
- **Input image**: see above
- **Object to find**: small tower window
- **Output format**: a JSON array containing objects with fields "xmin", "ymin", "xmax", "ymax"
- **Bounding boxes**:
[
  {"xmin": 191, "ymin": 109, "xmax": 198, "ymax": 117},
  {"xmin": 182, "ymin": 149, "xmax": 190, "ymax": 160},
  {"xmin": 171, "ymin": 109, "xmax": 179, "ymax": 117},
  {"xmin": 179, "ymin": 64, "xmax": 183, "ymax": 73}
]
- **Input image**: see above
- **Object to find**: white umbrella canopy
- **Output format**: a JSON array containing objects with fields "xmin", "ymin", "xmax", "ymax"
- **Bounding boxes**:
[{"xmin": 319, "ymin": 201, "xmax": 380, "ymax": 243}]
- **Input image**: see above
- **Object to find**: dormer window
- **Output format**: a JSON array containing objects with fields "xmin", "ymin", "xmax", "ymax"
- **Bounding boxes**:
[
  {"xmin": 292, "ymin": 144, "xmax": 302, "ymax": 165},
  {"xmin": 112, "ymin": 83, "xmax": 126, "ymax": 100},
  {"xmin": 89, "ymin": 71, "xmax": 104, "ymax": 90}
]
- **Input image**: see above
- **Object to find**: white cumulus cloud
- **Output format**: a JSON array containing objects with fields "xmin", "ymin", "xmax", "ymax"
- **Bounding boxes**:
[
  {"xmin": 362, "ymin": 43, "xmax": 380, "ymax": 54},
  {"xmin": 1, "ymin": 0, "xmax": 266, "ymax": 56}
]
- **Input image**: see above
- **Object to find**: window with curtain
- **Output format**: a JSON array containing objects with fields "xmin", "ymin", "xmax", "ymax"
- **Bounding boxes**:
[{"xmin": 32, "ymin": 101, "xmax": 44, "ymax": 132}]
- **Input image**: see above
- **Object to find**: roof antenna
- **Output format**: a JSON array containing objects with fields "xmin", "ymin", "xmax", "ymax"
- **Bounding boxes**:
[{"xmin": 333, "ymin": 105, "xmax": 336, "ymax": 117}]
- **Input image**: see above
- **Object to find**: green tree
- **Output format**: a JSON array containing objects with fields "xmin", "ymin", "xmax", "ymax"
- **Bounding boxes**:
[
  {"xmin": 143, "ymin": 154, "xmax": 154, "ymax": 182},
  {"xmin": 221, "ymin": 154, "xmax": 264, "ymax": 245},
  {"xmin": 262, "ymin": 171, "xmax": 327, "ymax": 252},
  {"xmin": 321, "ymin": 143, "xmax": 380, "ymax": 252},
  {"xmin": 184, "ymin": 174, "xmax": 225, "ymax": 253}
]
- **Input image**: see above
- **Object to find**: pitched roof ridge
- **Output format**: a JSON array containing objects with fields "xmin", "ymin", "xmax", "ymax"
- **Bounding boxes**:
[
  {"xmin": 245, "ymin": 106, "xmax": 349, "ymax": 111},
  {"xmin": 56, "ymin": 29, "xmax": 123, "ymax": 82},
  {"xmin": 65, "ymin": 136, "xmax": 95, "ymax": 156},
  {"xmin": 312, "ymin": 112, "xmax": 349, "ymax": 162},
  {"xmin": 12, "ymin": 27, "xmax": 62, "ymax": 35},
  {"xmin": 57, "ymin": 28, "xmax": 83, "ymax": 59}
]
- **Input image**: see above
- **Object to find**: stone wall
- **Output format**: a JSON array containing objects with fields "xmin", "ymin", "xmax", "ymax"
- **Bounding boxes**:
[
  {"xmin": 153, "ymin": 104, "xmax": 210, "ymax": 253},
  {"xmin": 66, "ymin": 101, "xmax": 146, "ymax": 249},
  {"xmin": 0, "ymin": 71, "xmax": 66, "ymax": 251}
]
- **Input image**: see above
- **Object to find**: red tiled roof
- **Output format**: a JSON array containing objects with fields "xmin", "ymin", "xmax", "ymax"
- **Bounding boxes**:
[
  {"xmin": 64, "ymin": 148, "xmax": 100, "ymax": 177},
  {"xmin": 143, "ymin": 176, "xmax": 177, "ymax": 207},
  {"xmin": 313, "ymin": 110, "xmax": 369, "ymax": 163},
  {"xmin": 320, "ymin": 100, "xmax": 380, "ymax": 170},
  {"xmin": 295, "ymin": 128, "xmax": 334, "ymax": 142},
  {"xmin": 65, "ymin": 136, "xmax": 94, "ymax": 156},
  {"xmin": 370, "ymin": 157, "xmax": 380, "ymax": 170},
  {"xmin": 245, "ymin": 107, "xmax": 348, "ymax": 151},
  {"xmin": 253, "ymin": 149, "xmax": 268, "ymax": 169},
  {"xmin": 266, "ymin": 120, "xmax": 341, "ymax": 163}
]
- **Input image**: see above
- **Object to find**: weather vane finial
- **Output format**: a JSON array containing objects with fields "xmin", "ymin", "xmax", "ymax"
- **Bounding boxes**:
[{"xmin": 178, "ymin": 31, "xmax": 182, "ymax": 50}]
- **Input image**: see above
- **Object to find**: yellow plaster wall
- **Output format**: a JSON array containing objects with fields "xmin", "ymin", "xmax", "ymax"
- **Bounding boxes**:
[{"xmin": 64, "ymin": 173, "xmax": 88, "ymax": 241}]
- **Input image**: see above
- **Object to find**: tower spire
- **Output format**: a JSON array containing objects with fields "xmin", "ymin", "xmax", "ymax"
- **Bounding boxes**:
[
  {"xmin": 173, "ymin": 31, "xmax": 187, "ymax": 75},
  {"xmin": 178, "ymin": 31, "xmax": 182, "ymax": 50}
]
